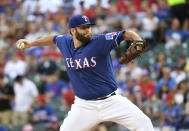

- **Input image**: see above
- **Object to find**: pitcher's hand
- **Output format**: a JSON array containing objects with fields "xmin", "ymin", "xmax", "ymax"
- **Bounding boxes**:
[{"xmin": 16, "ymin": 39, "xmax": 32, "ymax": 49}]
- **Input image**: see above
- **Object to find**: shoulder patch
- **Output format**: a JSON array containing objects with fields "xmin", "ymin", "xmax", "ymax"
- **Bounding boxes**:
[{"xmin": 105, "ymin": 32, "xmax": 116, "ymax": 40}]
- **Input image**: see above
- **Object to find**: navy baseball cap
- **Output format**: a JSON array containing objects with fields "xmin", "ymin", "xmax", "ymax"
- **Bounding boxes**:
[{"xmin": 69, "ymin": 14, "xmax": 94, "ymax": 29}]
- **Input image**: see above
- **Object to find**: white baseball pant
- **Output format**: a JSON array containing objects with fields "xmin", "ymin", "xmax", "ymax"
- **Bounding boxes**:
[{"xmin": 60, "ymin": 93, "xmax": 154, "ymax": 131}]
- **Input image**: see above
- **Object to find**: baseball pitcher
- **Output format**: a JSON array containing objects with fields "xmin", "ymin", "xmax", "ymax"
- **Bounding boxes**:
[{"xmin": 16, "ymin": 14, "xmax": 154, "ymax": 131}]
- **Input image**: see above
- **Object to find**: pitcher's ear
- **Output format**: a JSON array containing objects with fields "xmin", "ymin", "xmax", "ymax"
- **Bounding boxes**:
[{"xmin": 70, "ymin": 28, "xmax": 75, "ymax": 36}]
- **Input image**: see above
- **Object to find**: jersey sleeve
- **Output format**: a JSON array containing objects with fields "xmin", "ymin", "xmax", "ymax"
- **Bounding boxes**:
[
  {"xmin": 97, "ymin": 30, "xmax": 125, "ymax": 53},
  {"xmin": 53, "ymin": 35, "xmax": 58, "ymax": 44},
  {"xmin": 53, "ymin": 35, "xmax": 69, "ymax": 54},
  {"xmin": 53, "ymin": 35, "xmax": 65, "ymax": 46}
]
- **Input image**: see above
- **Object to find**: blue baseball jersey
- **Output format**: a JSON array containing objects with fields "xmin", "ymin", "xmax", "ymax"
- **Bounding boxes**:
[{"xmin": 53, "ymin": 31, "xmax": 125, "ymax": 100}]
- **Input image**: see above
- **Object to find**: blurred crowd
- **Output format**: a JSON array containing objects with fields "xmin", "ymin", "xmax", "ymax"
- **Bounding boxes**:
[{"xmin": 0, "ymin": 0, "xmax": 189, "ymax": 131}]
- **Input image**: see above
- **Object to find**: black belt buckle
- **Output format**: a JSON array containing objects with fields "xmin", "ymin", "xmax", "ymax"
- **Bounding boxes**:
[{"xmin": 94, "ymin": 92, "xmax": 116, "ymax": 101}]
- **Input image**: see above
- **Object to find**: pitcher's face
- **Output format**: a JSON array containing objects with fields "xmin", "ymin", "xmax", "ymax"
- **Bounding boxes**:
[{"xmin": 75, "ymin": 25, "xmax": 92, "ymax": 45}]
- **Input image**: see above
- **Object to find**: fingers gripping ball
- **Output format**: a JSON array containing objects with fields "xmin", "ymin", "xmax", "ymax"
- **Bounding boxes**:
[
  {"xmin": 118, "ymin": 40, "xmax": 146, "ymax": 64},
  {"xmin": 17, "ymin": 43, "xmax": 25, "ymax": 49}
]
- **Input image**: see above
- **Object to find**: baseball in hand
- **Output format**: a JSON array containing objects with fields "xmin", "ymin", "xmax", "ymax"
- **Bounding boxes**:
[{"xmin": 17, "ymin": 43, "xmax": 25, "ymax": 49}]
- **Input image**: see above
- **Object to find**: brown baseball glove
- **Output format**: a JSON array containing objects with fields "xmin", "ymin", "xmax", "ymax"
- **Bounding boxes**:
[{"xmin": 118, "ymin": 40, "xmax": 146, "ymax": 64}]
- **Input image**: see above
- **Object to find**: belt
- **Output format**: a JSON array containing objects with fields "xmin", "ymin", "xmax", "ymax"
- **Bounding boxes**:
[{"xmin": 92, "ymin": 92, "xmax": 116, "ymax": 101}]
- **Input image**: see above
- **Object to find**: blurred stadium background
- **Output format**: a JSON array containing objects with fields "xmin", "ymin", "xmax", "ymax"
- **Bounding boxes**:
[{"xmin": 0, "ymin": 0, "xmax": 189, "ymax": 131}]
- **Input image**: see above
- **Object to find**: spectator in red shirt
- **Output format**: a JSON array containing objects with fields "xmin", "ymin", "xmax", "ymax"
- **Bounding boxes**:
[
  {"xmin": 138, "ymin": 69, "xmax": 155, "ymax": 99},
  {"xmin": 62, "ymin": 83, "xmax": 75, "ymax": 108}
]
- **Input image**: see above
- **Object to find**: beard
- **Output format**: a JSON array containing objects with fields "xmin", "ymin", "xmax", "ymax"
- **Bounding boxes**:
[{"xmin": 75, "ymin": 29, "xmax": 92, "ymax": 45}]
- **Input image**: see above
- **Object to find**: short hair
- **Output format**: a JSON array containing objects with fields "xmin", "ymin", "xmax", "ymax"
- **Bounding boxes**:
[
  {"xmin": 69, "ymin": 30, "xmax": 72, "ymax": 35},
  {"xmin": 15, "ymin": 75, "xmax": 24, "ymax": 82}
]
